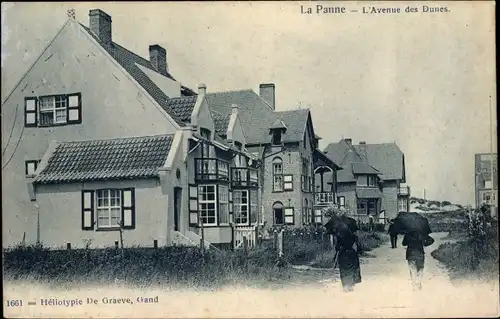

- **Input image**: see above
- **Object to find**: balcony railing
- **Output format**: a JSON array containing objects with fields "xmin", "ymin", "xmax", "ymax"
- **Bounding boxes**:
[
  {"xmin": 195, "ymin": 158, "xmax": 229, "ymax": 182},
  {"xmin": 315, "ymin": 192, "xmax": 335, "ymax": 206},
  {"xmin": 398, "ymin": 186, "xmax": 410, "ymax": 196},
  {"xmin": 231, "ymin": 167, "xmax": 259, "ymax": 187}
]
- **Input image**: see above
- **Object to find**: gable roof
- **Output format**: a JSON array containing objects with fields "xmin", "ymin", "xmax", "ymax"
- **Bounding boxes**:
[
  {"xmin": 353, "ymin": 143, "xmax": 405, "ymax": 180},
  {"xmin": 351, "ymin": 162, "xmax": 381, "ymax": 175},
  {"xmin": 211, "ymin": 111, "xmax": 232, "ymax": 137},
  {"xmin": 324, "ymin": 139, "xmax": 379, "ymax": 183},
  {"xmin": 79, "ymin": 23, "xmax": 196, "ymax": 127},
  {"xmin": 206, "ymin": 89, "xmax": 312, "ymax": 145},
  {"xmin": 164, "ymin": 96, "xmax": 198, "ymax": 123},
  {"xmin": 34, "ymin": 134, "xmax": 173, "ymax": 184}
]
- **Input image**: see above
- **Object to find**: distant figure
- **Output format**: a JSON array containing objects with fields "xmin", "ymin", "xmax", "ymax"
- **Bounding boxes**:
[
  {"xmin": 402, "ymin": 231, "xmax": 425, "ymax": 291},
  {"xmin": 388, "ymin": 219, "xmax": 398, "ymax": 249},
  {"xmin": 368, "ymin": 215, "xmax": 374, "ymax": 232},
  {"xmin": 335, "ymin": 230, "xmax": 362, "ymax": 292}
]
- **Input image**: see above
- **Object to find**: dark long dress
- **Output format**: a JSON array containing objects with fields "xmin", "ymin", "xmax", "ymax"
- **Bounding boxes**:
[{"xmin": 336, "ymin": 232, "xmax": 362, "ymax": 289}]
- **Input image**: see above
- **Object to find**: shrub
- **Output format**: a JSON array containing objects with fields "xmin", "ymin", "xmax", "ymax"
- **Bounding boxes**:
[
  {"xmin": 441, "ymin": 201, "xmax": 451, "ymax": 206},
  {"xmin": 3, "ymin": 243, "xmax": 282, "ymax": 288}
]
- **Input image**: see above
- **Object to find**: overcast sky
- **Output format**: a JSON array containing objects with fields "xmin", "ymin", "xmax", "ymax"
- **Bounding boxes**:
[{"xmin": 1, "ymin": 2, "xmax": 496, "ymax": 205}]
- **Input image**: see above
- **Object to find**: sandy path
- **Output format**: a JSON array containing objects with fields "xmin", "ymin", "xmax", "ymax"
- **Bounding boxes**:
[{"xmin": 4, "ymin": 232, "xmax": 499, "ymax": 318}]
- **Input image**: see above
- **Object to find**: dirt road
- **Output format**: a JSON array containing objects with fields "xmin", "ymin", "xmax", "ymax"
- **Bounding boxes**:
[{"xmin": 4, "ymin": 232, "xmax": 499, "ymax": 318}]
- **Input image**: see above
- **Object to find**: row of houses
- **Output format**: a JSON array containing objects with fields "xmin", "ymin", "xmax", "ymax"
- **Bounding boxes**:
[{"xmin": 1, "ymin": 9, "xmax": 410, "ymax": 249}]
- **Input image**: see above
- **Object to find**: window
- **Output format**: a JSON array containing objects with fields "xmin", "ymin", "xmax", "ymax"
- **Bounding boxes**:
[
  {"xmin": 357, "ymin": 175, "xmax": 368, "ymax": 187},
  {"xmin": 200, "ymin": 128, "xmax": 211, "ymax": 140},
  {"xmin": 219, "ymin": 185, "xmax": 229, "ymax": 225},
  {"xmin": 273, "ymin": 157, "xmax": 283, "ymax": 191},
  {"xmin": 273, "ymin": 201, "xmax": 284, "ymax": 225},
  {"xmin": 284, "ymin": 207, "xmax": 295, "ymax": 225},
  {"xmin": 368, "ymin": 176, "xmax": 377, "ymax": 187},
  {"xmin": 338, "ymin": 196, "xmax": 345, "ymax": 208},
  {"xmin": 272, "ymin": 130, "xmax": 282, "ymax": 145},
  {"xmin": 250, "ymin": 189, "xmax": 258, "ymax": 224},
  {"xmin": 198, "ymin": 185, "xmax": 217, "ymax": 226},
  {"xmin": 39, "ymin": 95, "xmax": 67, "ymax": 125},
  {"xmin": 200, "ymin": 128, "xmax": 211, "ymax": 158},
  {"xmin": 82, "ymin": 188, "xmax": 135, "ymax": 231},
  {"xmin": 314, "ymin": 209, "xmax": 322, "ymax": 224},
  {"xmin": 483, "ymin": 192, "xmax": 491, "ymax": 201},
  {"xmin": 302, "ymin": 199, "xmax": 309, "ymax": 225},
  {"xmin": 284, "ymin": 175, "xmax": 293, "ymax": 191},
  {"xmin": 233, "ymin": 190, "xmax": 249, "ymax": 225},
  {"xmin": 24, "ymin": 93, "xmax": 82, "ymax": 127},
  {"xmin": 96, "ymin": 189, "xmax": 122, "ymax": 228},
  {"xmin": 25, "ymin": 160, "xmax": 40, "ymax": 176},
  {"xmin": 399, "ymin": 199, "xmax": 407, "ymax": 211}
]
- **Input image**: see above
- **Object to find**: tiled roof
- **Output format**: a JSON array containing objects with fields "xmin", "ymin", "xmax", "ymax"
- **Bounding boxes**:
[
  {"xmin": 206, "ymin": 90, "xmax": 312, "ymax": 145},
  {"xmin": 313, "ymin": 149, "xmax": 342, "ymax": 170},
  {"xmin": 80, "ymin": 24, "xmax": 196, "ymax": 126},
  {"xmin": 34, "ymin": 135, "xmax": 173, "ymax": 184},
  {"xmin": 165, "ymin": 96, "xmax": 197, "ymax": 123},
  {"xmin": 351, "ymin": 162, "xmax": 380, "ymax": 175},
  {"xmin": 356, "ymin": 188, "xmax": 383, "ymax": 199},
  {"xmin": 212, "ymin": 111, "xmax": 231, "ymax": 136},
  {"xmin": 325, "ymin": 139, "xmax": 405, "ymax": 182},
  {"xmin": 353, "ymin": 143, "xmax": 404, "ymax": 180}
]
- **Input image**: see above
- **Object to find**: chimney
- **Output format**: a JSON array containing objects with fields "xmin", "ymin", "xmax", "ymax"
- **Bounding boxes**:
[
  {"xmin": 198, "ymin": 83, "xmax": 207, "ymax": 95},
  {"xmin": 149, "ymin": 45, "xmax": 168, "ymax": 73},
  {"xmin": 259, "ymin": 83, "xmax": 275, "ymax": 110},
  {"xmin": 345, "ymin": 138, "xmax": 352, "ymax": 145},
  {"xmin": 231, "ymin": 104, "xmax": 238, "ymax": 114},
  {"xmin": 359, "ymin": 141, "xmax": 367, "ymax": 160},
  {"xmin": 89, "ymin": 9, "xmax": 112, "ymax": 45}
]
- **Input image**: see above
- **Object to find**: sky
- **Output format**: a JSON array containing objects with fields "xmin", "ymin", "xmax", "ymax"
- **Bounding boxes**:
[{"xmin": 1, "ymin": 2, "xmax": 496, "ymax": 205}]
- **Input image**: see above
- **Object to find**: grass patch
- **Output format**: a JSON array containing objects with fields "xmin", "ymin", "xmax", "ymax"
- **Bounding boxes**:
[
  {"xmin": 431, "ymin": 227, "xmax": 499, "ymax": 281},
  {"xmin": 2, "ymin": 243, "xmax": 290, "ymax": 290}
]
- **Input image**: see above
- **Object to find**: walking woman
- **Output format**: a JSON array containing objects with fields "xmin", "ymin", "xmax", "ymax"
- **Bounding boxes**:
[
  {"xmin": 402, "ymin": 231, "xmax": 425, "ymax": 291},
  {"xmin": 335, "ymin": 229, "xmax": 362, "ymax": 292}
]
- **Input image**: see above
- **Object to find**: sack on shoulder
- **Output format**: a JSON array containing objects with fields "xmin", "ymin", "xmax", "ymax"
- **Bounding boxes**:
[{"xmin": 424, "ymin": 235, "xmax": 435, "ymax": 247}]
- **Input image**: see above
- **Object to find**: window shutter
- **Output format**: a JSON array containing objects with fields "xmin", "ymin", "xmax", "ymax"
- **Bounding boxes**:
[
  {"xmin": 67, "ymin": 93, "xmax": 82, "ymax": 124},
  {"xmin": 189, "ymin": 185, "xmax": 199, "ymax": 227},
  {"xmin": 24, "ymin": 97, "xmax": 38, "ymax": 127},
  {"xmin": 121, "ymin": 188, "xmax": 135, "ymax": 229},
  {"xmin": 81, "ymin": 190, "xmax": 95, "ymax": 230}
]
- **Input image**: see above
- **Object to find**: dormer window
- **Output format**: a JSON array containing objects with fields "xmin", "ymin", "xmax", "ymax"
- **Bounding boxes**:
[
  {"xmin": 200, "ymin": 128, "xmax": 211, "ymax": 140},
  {"xmin": 200, "ymin": 128, "xmax": 211, "ymax": 158},
  {"xmin": 269, "ymin": 119, "xmax": 287, "ymax": 146},
  {"xmin": 272, "ymin": 130, "xmax": 282, "ymax": 145}
]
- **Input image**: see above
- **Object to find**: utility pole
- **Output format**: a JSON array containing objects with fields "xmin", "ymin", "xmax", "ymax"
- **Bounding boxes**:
[{"xmin": 424, "ymin": 189, "xmax": 426, "ymax": 201}]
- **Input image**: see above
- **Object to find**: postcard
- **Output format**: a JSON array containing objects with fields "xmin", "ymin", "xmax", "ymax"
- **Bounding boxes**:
[{"xmin": 2, "ymin": 1, "xmax": 498, "ymax": 318}]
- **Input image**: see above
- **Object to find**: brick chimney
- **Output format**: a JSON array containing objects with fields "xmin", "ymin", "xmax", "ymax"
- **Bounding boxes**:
[
  {"xmin": 149, "ymin": 45, "xmax": 168, "ymax": 73},
  {"xmin": 89, "ymin": 9, "xmax": 112, "ymax": 46},
  {"xmin": 359, "ymin": 141, "xmax": 367, "ymax": 160},
  {"xmin": 259, "ymin": 83, "xmax": 275, "ymax": 110}
]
